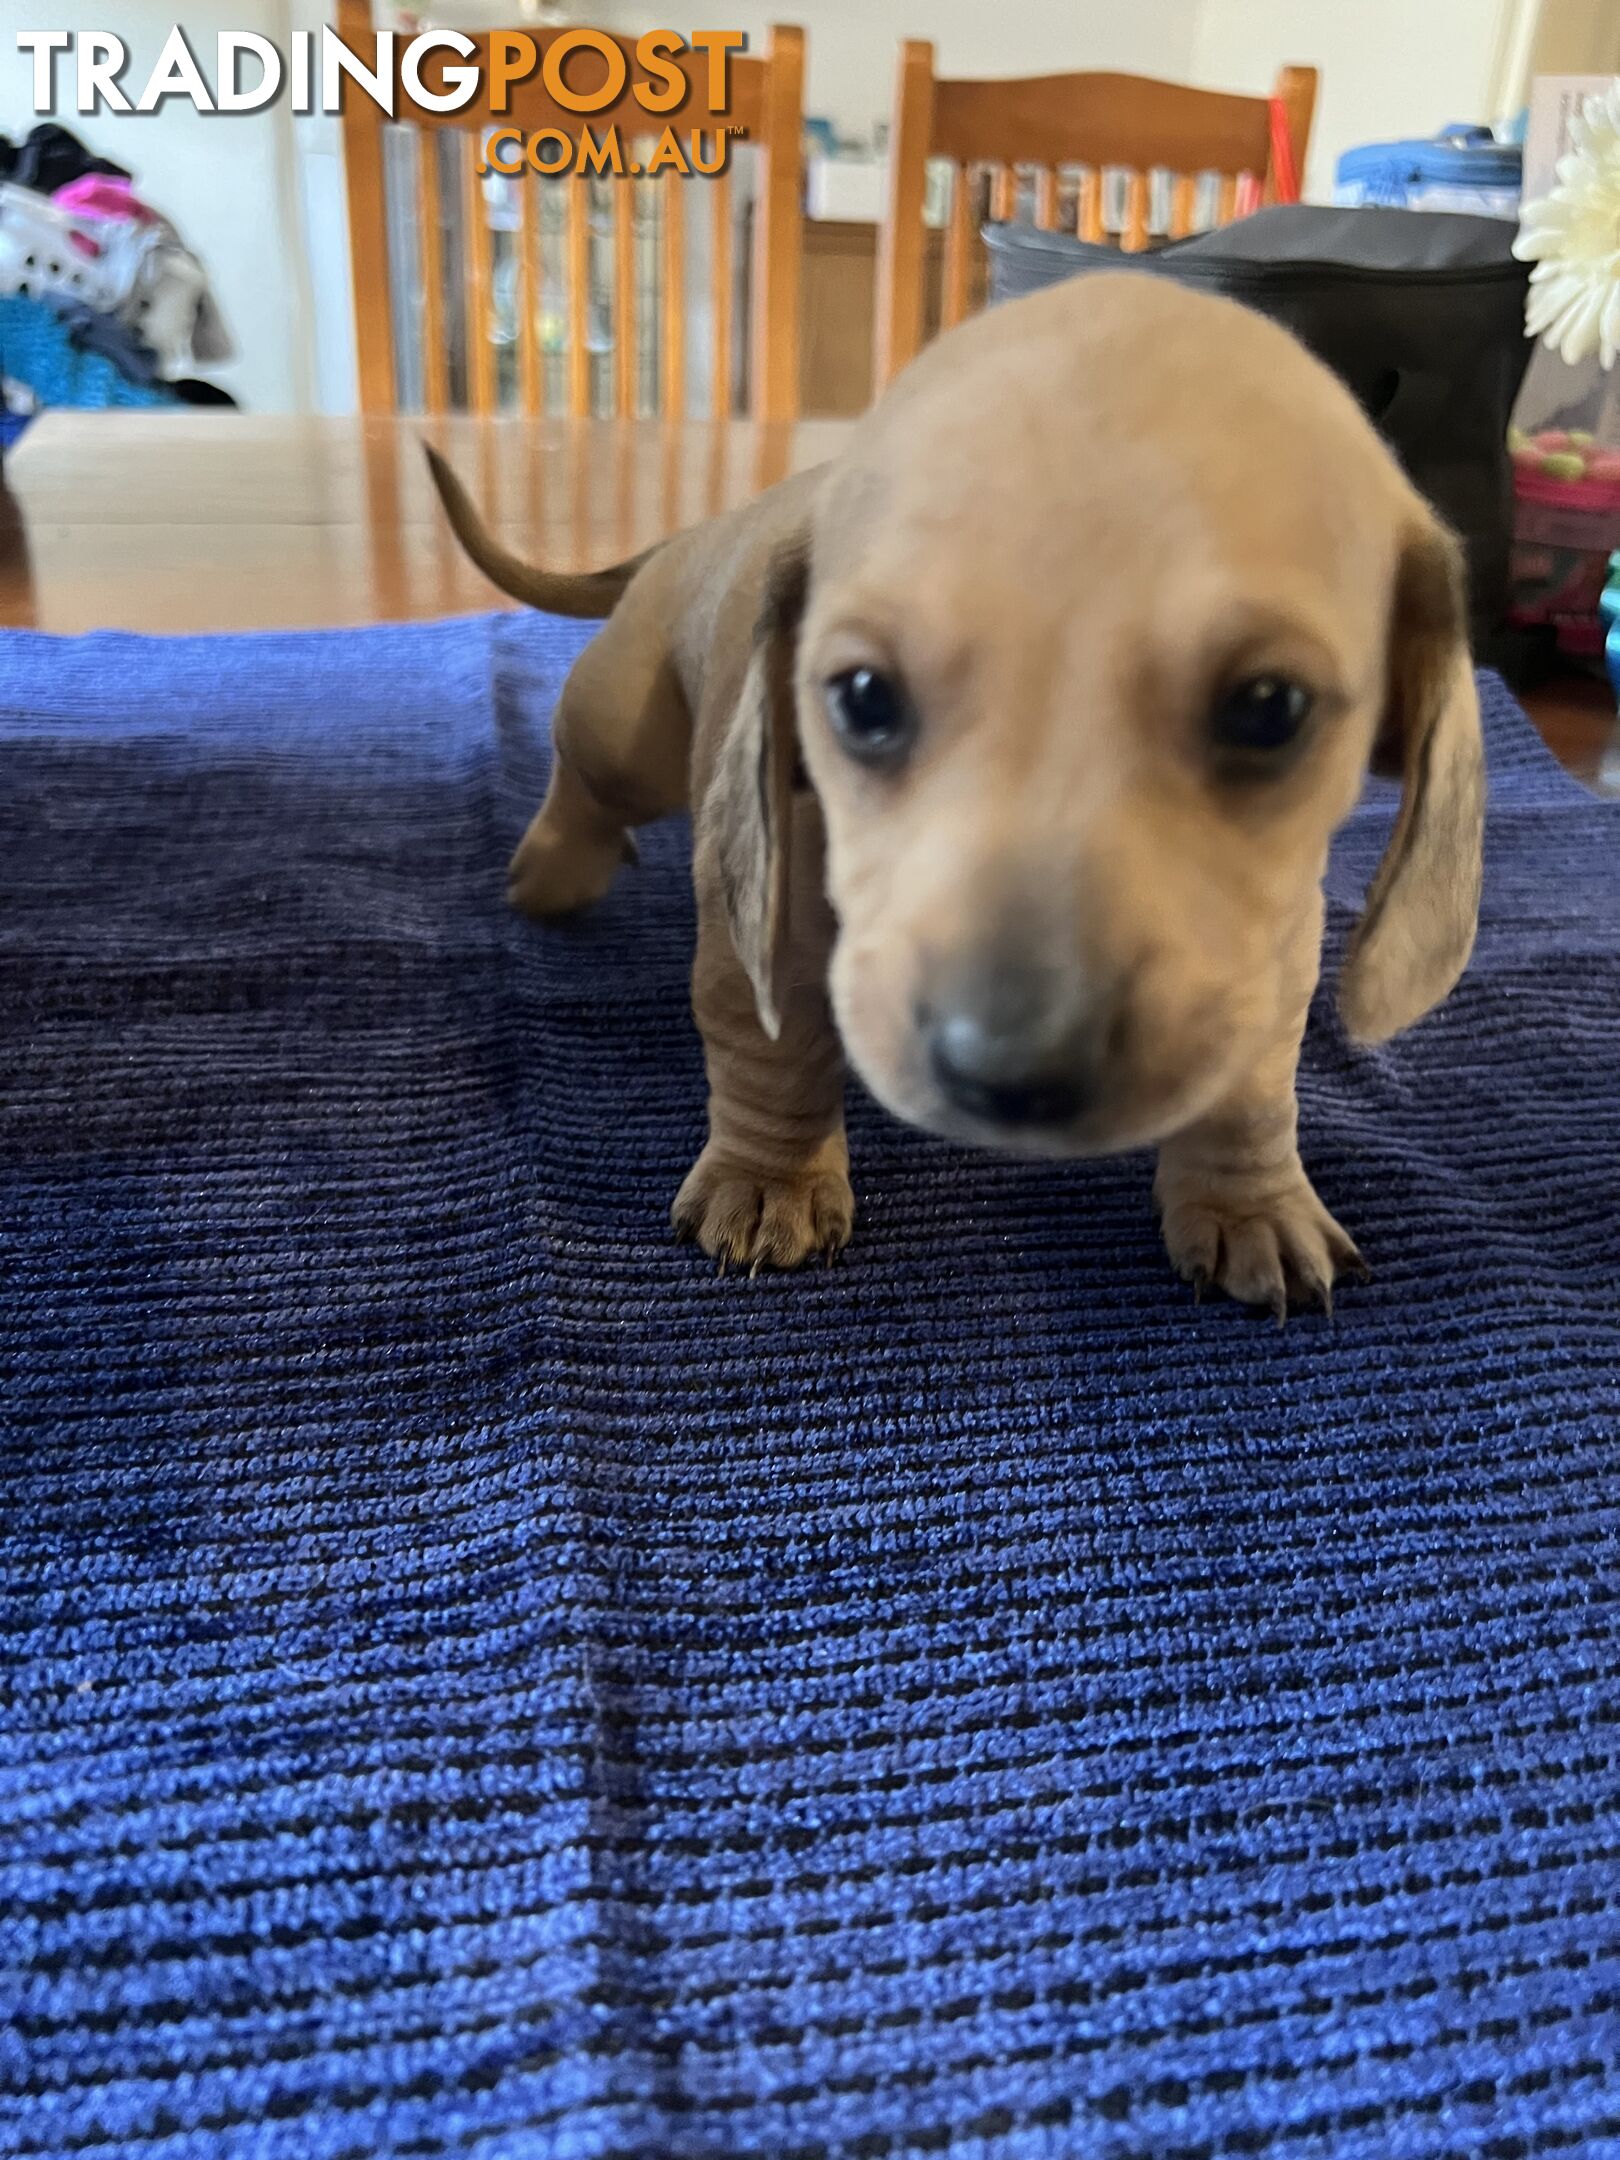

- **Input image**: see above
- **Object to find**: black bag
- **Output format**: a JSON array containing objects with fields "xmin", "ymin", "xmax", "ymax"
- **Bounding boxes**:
[{"xmin": 984, "ymin": 205, "xmax": 1532, "ymax": 658}]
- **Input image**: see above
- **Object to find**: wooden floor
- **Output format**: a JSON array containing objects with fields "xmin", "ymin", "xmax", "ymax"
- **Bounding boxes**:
[{"xmin": 1522, "ymin": 666, "xmax": 1620, "ymax": 794}]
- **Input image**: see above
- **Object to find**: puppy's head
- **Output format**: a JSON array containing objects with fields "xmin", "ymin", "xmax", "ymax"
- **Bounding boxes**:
[{"xmin": 714, "ymin": 275, "xmax": 1484, "ymax": 1155}]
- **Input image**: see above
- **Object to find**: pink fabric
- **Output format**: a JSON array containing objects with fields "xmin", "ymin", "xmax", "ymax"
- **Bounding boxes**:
[{"xmin": 52, "ymin": 175, "xmax": 159, "ymax": 226}]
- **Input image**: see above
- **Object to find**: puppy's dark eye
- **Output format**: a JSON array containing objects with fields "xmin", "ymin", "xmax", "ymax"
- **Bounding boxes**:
[
  {"xmin": 1211, "ymin": 676, "xmax": 1314, "ymax": 757},
  {"xmin": 824, "ymin": 667, "xmax": 915, "ymax": 766}
]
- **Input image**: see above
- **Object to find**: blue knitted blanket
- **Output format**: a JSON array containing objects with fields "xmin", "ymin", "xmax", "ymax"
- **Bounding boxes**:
[{"xmin": 2, "ymin": 613, "xmax": 1619, "ymax": 2159}]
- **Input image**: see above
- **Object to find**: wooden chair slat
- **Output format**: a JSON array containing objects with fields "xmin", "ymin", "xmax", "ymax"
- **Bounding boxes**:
[
  {"xmin": 1268, "ymin": 64, "xmax": 1317, "ymax": 204},
  {"xmin": 1078, "ymin": 168, "xmax": 1104, "ymax": 243},
  {"xmin": 1035, "ymin": 167, "xmax": 1060, "ymax": 231},
  {"xmin": 943, "ymin": 164, "xmax": 974, "ymax": 330},
  {"xmin": 463, "ymin": 131, "xmax": 497, "ymax": 414},
  {"xmin": 1122, "ymin": 169, "xmax": 1150, "ymax": 253},
  {"xmin": 567, "ymin": 173, "xmax": 591, "ymax": 418},
  {"xmin": 661, "ymin": 177, "xmax": 686, "ymax": 419},
  {"xmin": 614, "ymin": 168, "xmax": 637, "ymax": 419},
  {"xmin": 1216, "ymin": 171, "xmax": 1238, "ymax": 225},
  {"xmin": 751, "ymin": 21, "xmax": 805, "ymax": 423},
  {"xmin": 1169, "ymin": 171, "xmax": 1196, "ymax": 241},
  {"xmin": 516, "ymin": 171, "xmax": 541, "ymax": 417},
  {"xmin": 875, "ymin": 38, "xmax": 936, "ymax": 384},
  {"xmin": 416, "ymin": 130, "xmax": 448, "ymax": 413},
  {"xmin": 990, "ymin": 164, "xmax": 1018, "ymax": 222},
  {"xmin": 710, "ymin": 164, "xmax": 734, "ymax": 419}
]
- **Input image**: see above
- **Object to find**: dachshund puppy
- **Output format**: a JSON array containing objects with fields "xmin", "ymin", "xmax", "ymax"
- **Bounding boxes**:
[{"xmin": 428, "ymin": 273, "xmax": 1483, "ymax": 1313}]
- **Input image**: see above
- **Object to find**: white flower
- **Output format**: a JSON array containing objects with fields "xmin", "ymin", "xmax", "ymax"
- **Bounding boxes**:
[{"xmin": 1514, "ymin": 78, "xmax": 1620, "ymax": 368}]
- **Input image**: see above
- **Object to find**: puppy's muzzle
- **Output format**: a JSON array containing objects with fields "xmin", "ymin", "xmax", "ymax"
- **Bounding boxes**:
[{"xmin": 920, "ymin": 961, "xmax": 1110, "ymax": 1132}]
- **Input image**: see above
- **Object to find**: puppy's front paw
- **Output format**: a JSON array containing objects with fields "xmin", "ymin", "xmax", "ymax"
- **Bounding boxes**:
[
  {"xmin": 672, "ymin": 1144, "xmax": 854, "ymax": 1273},
  {"xmin": 1155, "ymin": 1162, "xmax": 1367, "ymax": 1319}
]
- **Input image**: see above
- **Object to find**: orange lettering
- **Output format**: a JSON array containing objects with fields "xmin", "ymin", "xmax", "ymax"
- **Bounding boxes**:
[
  {"xmin": 689, "ymin": 30, "xmax": 744, "ymax": 112},
  {"xmin": 541, "ymin": 28, "xmax": 626, "ymax": 115}
]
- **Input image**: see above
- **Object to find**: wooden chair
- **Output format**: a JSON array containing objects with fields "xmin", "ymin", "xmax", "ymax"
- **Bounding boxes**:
[
  {"xmin": 337, "ymin": 1, "xmax": 806, "ymax": 421},
  {"xmin": 875, "ymin": 45, "xmax": 1317, "ymax": 386}
]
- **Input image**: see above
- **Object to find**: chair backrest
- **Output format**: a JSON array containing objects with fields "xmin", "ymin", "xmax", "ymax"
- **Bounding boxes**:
[
  {"xmin": 337, "ymin": 2, "xmax": 806, "ymax": 420},
  {"xmin": 875, "ymin": 43, "xmax": 1317, "ymax": 386}
]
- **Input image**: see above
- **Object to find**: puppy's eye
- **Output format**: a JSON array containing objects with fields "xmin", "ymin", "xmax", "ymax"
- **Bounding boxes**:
[
  {"xmin": 824, "ymin": 666, "xmax": 915, "ymax": 766},
  {"xmin": 1210, "ymin": 676, "xmax": 1314, "ymax": 758}
]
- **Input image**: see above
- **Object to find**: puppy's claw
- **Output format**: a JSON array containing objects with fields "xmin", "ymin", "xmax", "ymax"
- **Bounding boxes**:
[
  {"xmin": 1157, "ymin": 1163, "xmax": 1364, "ymax": 1322},
  {"xmin": 674, "ymin": 1146, "xmax": 855, "ymax": 1275}
]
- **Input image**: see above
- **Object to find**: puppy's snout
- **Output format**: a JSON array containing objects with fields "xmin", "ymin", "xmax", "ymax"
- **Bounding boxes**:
[
  {"xmin": 921, "ymin": 963, "xmax": 1105, "ymax": 1131},
  {"xmin": 930, "ymin": 1014, "xmax": 1089, "ymax": 1127}
]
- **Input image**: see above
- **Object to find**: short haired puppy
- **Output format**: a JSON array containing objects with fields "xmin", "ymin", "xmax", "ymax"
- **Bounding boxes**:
[{"xmin": 429, "ymin": 275, "xmax": 1484, "ymax": 1314}]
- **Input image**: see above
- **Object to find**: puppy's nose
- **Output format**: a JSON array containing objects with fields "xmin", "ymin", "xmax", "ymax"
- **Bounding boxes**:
[{"xmin": 924, "ymin": 975, "xmax": 1099, "ymax": 1129}]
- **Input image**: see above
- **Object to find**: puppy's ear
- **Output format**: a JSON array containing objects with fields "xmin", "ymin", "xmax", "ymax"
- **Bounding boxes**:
[
  {"xmin": 703, "ymin": 546, "xmax": 809, "ymax": 1040},
  {"xmin": 1339, "ymin": 515, "xmax": 1485, "ymax": 1045}
]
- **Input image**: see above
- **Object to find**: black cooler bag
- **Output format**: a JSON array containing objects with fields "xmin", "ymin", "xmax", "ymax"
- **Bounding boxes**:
[{"xmin": 984, "ymin": 205, "xmax": 1532, "ymax": 657}]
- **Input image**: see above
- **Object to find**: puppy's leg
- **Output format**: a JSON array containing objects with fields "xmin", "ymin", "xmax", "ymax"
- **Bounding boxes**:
[
  {"xmin": 673, "ymin": 828, "xmax": 854, "ymax": 1272},
  {"xmin": 1154, "ymin": 917, "xmax": 1364, "ymax": 1317},
  {"xmin": 509, "ymin": 630, "xmax": 691, "ymax": 919},
  {"xmin": 510, "ymin": 753, "xmax": 635, "ymax": 918}
]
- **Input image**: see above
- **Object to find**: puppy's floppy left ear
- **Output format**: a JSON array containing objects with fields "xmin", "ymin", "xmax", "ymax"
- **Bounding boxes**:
[
  {"xmin": 702, "ymin": 546, "xmax": 809, "ymax": 1040},
  {"xmin": 1339, "ymin": 515, "xmax": 1485, "ymax": 1045}
]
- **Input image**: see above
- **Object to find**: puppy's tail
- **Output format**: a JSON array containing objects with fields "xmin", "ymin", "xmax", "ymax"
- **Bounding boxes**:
[{"xmin": 423, "ymin": 443, "xmax": 655, "ymax": 619}]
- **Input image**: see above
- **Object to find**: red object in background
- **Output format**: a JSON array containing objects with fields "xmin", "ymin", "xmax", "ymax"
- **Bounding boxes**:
[
  {"xmin": 1235, "ymin": 107, "xmax": 1299, "ymax": 219},
  {"xmin": 1269, "ymin": 95, "xmax": 1302, "ymax": 203}
]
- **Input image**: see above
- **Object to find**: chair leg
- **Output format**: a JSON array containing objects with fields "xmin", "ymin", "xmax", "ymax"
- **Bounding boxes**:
[{"xmin": 873, "ymin": 39, "xmax": 936, "ymax": 389}]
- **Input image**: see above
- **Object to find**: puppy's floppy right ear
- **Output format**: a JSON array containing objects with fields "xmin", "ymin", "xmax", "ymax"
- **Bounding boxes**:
[
  {"xmin": 1339, "ymin": 514, "xmax": 1485, "ymax": 1045},
  {"xmin": 703, "ymin": 546, "xmax": 810, "ymax": 1040}
]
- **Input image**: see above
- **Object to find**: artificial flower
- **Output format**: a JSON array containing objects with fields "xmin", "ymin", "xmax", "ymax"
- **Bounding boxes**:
[{"xmin": 1514, "ymin": 78, "xmax": 1620, "ymax": 368}]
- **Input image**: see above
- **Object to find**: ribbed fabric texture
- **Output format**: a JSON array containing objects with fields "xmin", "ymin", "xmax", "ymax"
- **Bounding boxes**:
[{"xmin": 2, "ymin": 614, "xmax": 1618, "ymax": 2159}]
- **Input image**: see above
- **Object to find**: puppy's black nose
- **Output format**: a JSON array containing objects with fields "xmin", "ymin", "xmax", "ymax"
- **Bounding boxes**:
[{"xmin": 925, "ymin": 984, "xmax": 1097, "ymax": 1130}]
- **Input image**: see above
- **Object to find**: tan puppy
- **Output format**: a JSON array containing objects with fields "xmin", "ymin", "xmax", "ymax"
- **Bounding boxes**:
[{"xmin": 429, "ymin": 274, "xmax": 1484, "ymax": 1313}]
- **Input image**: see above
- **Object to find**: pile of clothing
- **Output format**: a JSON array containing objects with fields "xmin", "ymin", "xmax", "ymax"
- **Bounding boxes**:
[{"xmin": 0, "ymin": 123, "xmax": 233, "ymax": 433}]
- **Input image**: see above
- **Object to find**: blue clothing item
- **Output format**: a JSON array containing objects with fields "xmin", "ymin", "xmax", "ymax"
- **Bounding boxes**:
[{"xmin": 0, "ymin": 289, "xmax": 176, "ymax": 411}]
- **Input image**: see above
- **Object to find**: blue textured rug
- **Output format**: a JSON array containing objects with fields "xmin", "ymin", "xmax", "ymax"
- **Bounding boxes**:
[{"xmin": 2, "ymin": 613, "xmax": 1619, "ymax": 2160}]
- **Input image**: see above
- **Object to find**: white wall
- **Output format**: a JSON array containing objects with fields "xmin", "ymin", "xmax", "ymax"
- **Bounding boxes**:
[
  {"xmin": 286, "ymin": 0, "xmax": 356, "ymax": 411},
  {"xmin": 1187, "ymin": 0, "xmax": 1518, "ymax": 201},
  {"xmin": 745, "ymin": 0, "xmax": 1205, "ymax": 143},
  {"xmin": 768, "ymin": 0, "xmax": 1209, "ymax": 143},
  {"xmin": 0, "ymin": 0, "xmax": 321, "ymax": 410}
]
